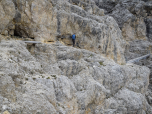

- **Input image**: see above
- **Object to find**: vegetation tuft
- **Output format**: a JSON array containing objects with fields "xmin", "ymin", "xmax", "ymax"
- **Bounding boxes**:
[
  {"xmin": 51, "ymin": 75, "xmax": 57, "ymax": 79},
  {"xmin": 47, "ymin": 77, "xmax": 50, "ymax": 79},
  {"xmin": 99, "ymin": 61, "xmax": 105, "ymax": 66},
  {"xmin": 33, "ymin": 78, "xmax": 36, "ymax": 80}
]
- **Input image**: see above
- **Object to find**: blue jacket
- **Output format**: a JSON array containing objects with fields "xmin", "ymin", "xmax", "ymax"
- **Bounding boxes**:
[{"xmin": 72, "ymin": 34, "xmax": 76, "ymax": 40}]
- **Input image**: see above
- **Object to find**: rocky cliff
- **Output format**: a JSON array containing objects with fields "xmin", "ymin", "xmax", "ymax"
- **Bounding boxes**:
[
  {"xmin": 0, "ymin": 38, "xmax": 151, "ymax": 114},
  {"xmin": 95, "ymin": 0, "xmax": 152, "ymax": 41},
  {"xmin": 94, "ymin": 0, "xmax": 152, "ymax": 107},
  {"xmin": 0, "ymin": 0, "xmax": 126, "ymax": 64},
  {"xmin": 0, "ymin": 0, "xmax": 152, "ymax": 114}
]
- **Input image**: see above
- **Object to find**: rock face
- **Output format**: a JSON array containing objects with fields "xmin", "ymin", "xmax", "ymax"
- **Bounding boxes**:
[
  {"xmin": 0, "ymin": 0, "xmax": 15, "ymax": 36},
  {"xmin": 0, "ymin": 0, "xmax": 152, "ymax": 114},
  {"xmin": 95, "ymin": 0, "xmax": 152, "ymax": 41},
  {"xmin": 0, "ymin": 0, "xmax": 126, "ymax": 64},
  {"xmin": 94, "ymin": 0, "xmax": 152, "ymax": 106},
  {"xmin": 124, "ymin": 40, "xmax": 152, "ymax": 106},
  {"xmin": 0, "ymin": 39, "xmax": 151, "ymax": 114}
]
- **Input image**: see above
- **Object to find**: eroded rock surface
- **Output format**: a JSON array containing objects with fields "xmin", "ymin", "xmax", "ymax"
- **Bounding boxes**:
[
  {"xmin": 95, "ymin": 0, "xmax": 152, "ymax": 41},
  {"xmin": 0, "ymin": 39, "xmax": 151, "ymax": 114},
  {"xmin": 0, "ymin": 0, "xmax": 126, "ymax": 64},
  {"xmin": 0, "ymin": 0, "xmax": 152, "ymax": 113},
  {"xmin": 0, "ymin": 0, "xmax": 15, "ymax": 36},
  {"xmin": 94, "ymin": 0, "xmax": 152, "ymax": 106}
]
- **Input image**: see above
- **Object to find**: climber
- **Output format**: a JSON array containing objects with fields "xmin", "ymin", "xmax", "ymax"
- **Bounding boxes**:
[{"xmin": 71, "ymin": 33, "xmax": 76, "ymax": 47}]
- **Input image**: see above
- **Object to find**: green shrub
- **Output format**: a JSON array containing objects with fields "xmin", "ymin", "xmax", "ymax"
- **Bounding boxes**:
[
  {"xmin": 47, "ymin": 77, "xmax": 50, "ymax": 79},
  {"xmin": 99, "ymin": 61, "xmax": 106, "ymax": 66},
  {"xmin": 51, "ymin": 75, "xmax": 57, "ymax": 79},
  {"xmin": 33, "ymin": 78, "xmax": 36, "ymax": 80}
]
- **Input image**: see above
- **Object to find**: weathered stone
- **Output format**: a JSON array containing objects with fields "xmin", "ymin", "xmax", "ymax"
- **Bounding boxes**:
[
  {"xmin": 2, "ymin": 110, "xmax": 10, "ymax": 114},
  {"xmin": 0, "ymin": 39, "xmax": 151, "ymax": 114},
  {"xmin": 145, "ymin": 17, "xmax": 152, "ymax": 41},
  {"xmin": 0, "ymin": 0, "xmax": 126, "ymax": 64},
  {"xmin": 0, "ymin": 0, "xmax": 152, "ymax": 113},
  {"xmin": 1, "ymin": 30, "xmax": 8, "ymax": 36},
  {"xmin": 8, "ymin": 30, "xmax": 14, "ymax": 36},
  {"xmin": 94, "ymin": 0, "xmax": 152, "ymax": 107},
  {"xmin": 0, "ymin": 0, "xmax": 15, "ymax": 34},
  {"xmin": 94, "ymin": 0, "xmax": 151, "ymax": 42}
]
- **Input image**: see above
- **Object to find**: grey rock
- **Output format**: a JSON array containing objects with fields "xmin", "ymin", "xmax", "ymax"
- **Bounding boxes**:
[
  {"xmin": 96, "ymin": 0, "xmax": 152, "ymax": 107},
  {"xmin": 0, "ymin": 39, "xmax": 151, "ymax": 113},
  {"xmin": 0, "ymin": 0, "xmax": 152, "ymax": 113},
  {"xmin": 0, "ymin": 0, "xmax": 15, "ymax": 35},
  {"xmin": 0, "ymin": 0, "xmax": 126, "ymax": 64}
]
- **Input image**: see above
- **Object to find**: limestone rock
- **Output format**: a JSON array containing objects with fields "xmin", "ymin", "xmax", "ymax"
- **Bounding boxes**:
[
  {"xmin": 94, "ymin": 0, "xmax": 152, "ymax": 107},
  {"xmin": 0, "ymin": 0, "xmax": 126, "ymax": 64},
  {"xmin": 95, "ymin": 0, "xmax": 152, "ymax": 42},
  {"xmin": 3, "ymin": 110, "xmax": 10, "ymax": 114},
  {"xmin": 145, "ymin": 17, "xmax": 152, "ymax": 41},
  {"xmin": 110, "ymin": 1, "xmax": 147, "ymax": 41},
  {"xmin": 0, "ymin": 39, "xmax": 151, "ymax": 114},
  {"xmin": 0, "ymin": 0, "xmax": 15, "ymax": 35},
  {"xmin": 125, "ymin": 40, "xmax": 152, "ymax": 106},
  {"xmin": 0, "ymin": 0, "xmax": 152, "ymax": 113}
]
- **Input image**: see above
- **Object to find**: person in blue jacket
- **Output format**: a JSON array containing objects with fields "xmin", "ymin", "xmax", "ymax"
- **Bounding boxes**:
[{"xmin": 71, "ymin": 33, "xmax": 76, "ymax": 47}]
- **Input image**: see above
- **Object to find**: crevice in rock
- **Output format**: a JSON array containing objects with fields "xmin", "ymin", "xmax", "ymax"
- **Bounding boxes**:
[
  {"xmin": 13, "ymin": 24, "xmax": 31, "ymax": 39},
  {"xmin": 45, "ymin": 41, "xmax": 55, "ymax": 44},
  {"xmin": 14, "ymin": 27, "xmax": 22, "ymax": 38},
  {"xmin": 95, "ymin": 1, "xmax": 116, "ymax": 14},
  {"xmin": 26, "ymin": 44, "xmax": 36, "ymax": 55},
  {"xmin": 145, "ymin": 18, "xmax": 152, "ymax": 42},
  {"xmin": 47, "ymin": 41, "xmax": 54, "ymax": 43}
]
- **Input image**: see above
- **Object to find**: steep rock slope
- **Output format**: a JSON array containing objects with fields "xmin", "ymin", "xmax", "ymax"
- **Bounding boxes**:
[
  {"xmin": 0, "ymin": 38, "xmax": 151, "ymax": 114},
  {"xmin": 0, "ymin": 0, "xmax": 152, "ymax": 113},
  {"xmin": 94, "ymin": 0, "xmax": 152, "ymax": 106},
  {"xmin": 0, "ymin": 0, "xmax": 126, "ymax": 64},
  {"xmin": 95, "ymin": 0, "xmax": 152, "ymax": 41}
]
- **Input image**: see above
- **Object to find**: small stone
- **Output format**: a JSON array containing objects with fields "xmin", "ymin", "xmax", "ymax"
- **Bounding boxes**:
[
  {"xmin": 1, "ymin": 30, "xmax": 8, "ymax": 36},
  {"xmin": 9, "ymin": 30, "xmax": 14, "ymax": 36},
  {"xmin": 3, "ymin": 111, "xmax": 10, "ymax": 114}
]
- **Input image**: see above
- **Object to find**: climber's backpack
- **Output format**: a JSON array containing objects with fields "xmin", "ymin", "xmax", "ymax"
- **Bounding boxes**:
[{"xmin": 72, "ymin": 34, "xmax": 76, "ymax": 40}]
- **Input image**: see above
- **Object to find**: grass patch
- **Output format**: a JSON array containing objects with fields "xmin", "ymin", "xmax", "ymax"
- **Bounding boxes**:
[
  {"xmin": 99, "ymin": 61, "xmax": 104, "ymax": 65},
  {"xmin": 51, "ymin": 75, "xmax": 57, "ymax": 79},
  {"xmin": 57, "ymin": 103, "xmax": 60, "ymax": 106},
  {"xmin": 121, "ymin": 63, "xmax": 125, "ymax": 65},
  {"xmin": 33, "ymin": 78, "xmax": 36, "ymax": 80},
  {"xmin": 30, "ymin": 71, "xmax": 34, "ymax": 75},
  {"xmin": 42, "ymin": 76, "xmax": 45, "ymax": 78},
  {"xmin": 25, "ymin": 78, "xmax": 28, "ymax": 81},
  {"xmin": 47, "ymin": 77, "xmax": 50, "ymax": 79},
  {"xmin": 89, "ymin": 54, "xmax": 93, "ymax": 57}
]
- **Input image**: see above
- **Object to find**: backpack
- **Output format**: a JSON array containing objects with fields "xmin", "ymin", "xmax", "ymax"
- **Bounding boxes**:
[{"xmin": 72, "ymin": 34, "xmax": 76, "ymax": 40}]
